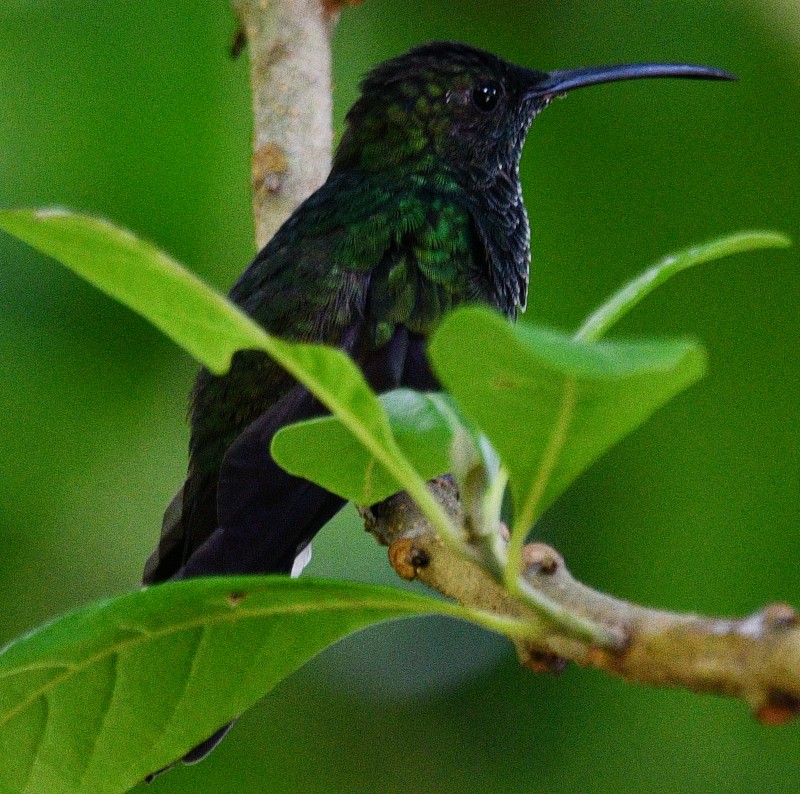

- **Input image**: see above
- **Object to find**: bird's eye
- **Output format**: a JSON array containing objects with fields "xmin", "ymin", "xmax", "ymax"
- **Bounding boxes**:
[{"xmin": 471, "ymin": 81, "xmax": 502, "ymax": 112}]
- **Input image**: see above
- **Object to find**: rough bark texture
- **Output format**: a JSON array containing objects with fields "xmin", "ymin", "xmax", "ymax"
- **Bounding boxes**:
[{"xmin": 232, "ymin": 0, "xmax": 338, "ymax": 247}]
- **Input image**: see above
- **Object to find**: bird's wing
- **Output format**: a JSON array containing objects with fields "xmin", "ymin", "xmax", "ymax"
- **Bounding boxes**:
[
  {"xmin": 141, "ymin": 182, "xmax": 482, "ymax": 773},
  {"xmin": 143, "ymin": 176, "xmax": 462, "ymax": 584}
]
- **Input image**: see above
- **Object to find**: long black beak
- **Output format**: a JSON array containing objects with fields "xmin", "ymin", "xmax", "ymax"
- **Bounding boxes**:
[{"xmin": 529, "ymin": 62, "xmax": 736, "ymax": 98}]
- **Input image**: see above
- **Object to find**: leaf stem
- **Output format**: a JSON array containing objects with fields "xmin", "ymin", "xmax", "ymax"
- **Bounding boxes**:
[
  {"xmin": 390, "ymin": 458, "xmax": 474, "ymax": 556},
  {"xmin": 575, "ymin": 231, "xmax": 790, "ymax": 343},
  {"xmin": 505, "ymin": 376, "xmax": 577, "ymax": 583}
]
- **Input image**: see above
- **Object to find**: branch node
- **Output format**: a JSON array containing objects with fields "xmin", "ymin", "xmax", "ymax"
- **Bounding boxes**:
[
  {"xmin": 517, "ymin": 645, "xmax": 569, "ymax": 675},
  {"xmin": 522, "ymin": 542, "xmax": 562, "ymax": 575},
  {"xmin": 756, "ymin": 692, "xmax": 800, "ymax": 726},
  {"xmin": 253, "ymin": 142, "xmax": 289, "ymax": 194},
  {"xmin": 763, "ymin": 603, "xmax": 799, "ymax": 632},
  {"xmin": 388, "ymin": 539, "xmax": 429, "ymax": 580}
]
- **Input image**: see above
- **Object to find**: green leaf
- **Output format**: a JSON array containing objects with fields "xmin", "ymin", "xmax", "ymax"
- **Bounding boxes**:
[
  {"xmin": 575, "ymin": 230, "xmax": 791, "ymax": 342},
  {"xmin": 0, "ymin": 209, "xmax": 267, "ymax": 375},
  {"xmin": 429, "ymin": 308, "xmax": 706, "ymax": 537},
  {"xmin": 0, "ymin": 208, "xmax": 463, "ymax": 549},
  {"xmin": 0, "ymin": 577, "xmax": 462, "ymax": 793},
  {"xmin": 272, "ymin": 390, "xmax": 459, "ymax": 503},
  {"xmin": 0, "ymin": 207, "xmax": 398, "ymax": 457}
]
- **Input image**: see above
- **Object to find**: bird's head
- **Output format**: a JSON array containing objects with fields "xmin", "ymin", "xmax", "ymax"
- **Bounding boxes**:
[{"xmin": 332, "ymin": 41, "xmax": 734, "ymax": 190}]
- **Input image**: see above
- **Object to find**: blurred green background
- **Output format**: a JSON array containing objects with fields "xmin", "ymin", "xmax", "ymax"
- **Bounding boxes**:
[{"xmin": 0, "ymin": 0, "xmax": 798, "ymax": 791}]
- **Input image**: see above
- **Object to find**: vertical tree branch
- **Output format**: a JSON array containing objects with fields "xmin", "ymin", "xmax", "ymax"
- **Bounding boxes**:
[{"xmin": 231, "ymin": 0, "xmax": 338, "ymax": 246}]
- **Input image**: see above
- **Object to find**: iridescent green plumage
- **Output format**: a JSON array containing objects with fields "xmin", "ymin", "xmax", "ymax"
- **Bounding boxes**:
[{"xmin": 145, "ymin": 43, "xmax": 547, "ymax": 583}]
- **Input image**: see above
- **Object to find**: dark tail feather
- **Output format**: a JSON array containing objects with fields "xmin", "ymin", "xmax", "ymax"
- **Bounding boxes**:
[
  {"xmin": 144, "ymin": 723, "xmax": 234, "ymax": 783},
  {"xmin": 143, "ymin": 386, "xmax": 344, "ymax": 781},
  {"xmin": 142, "ymin": 328, "xmax": 437, "ymax": 780}
]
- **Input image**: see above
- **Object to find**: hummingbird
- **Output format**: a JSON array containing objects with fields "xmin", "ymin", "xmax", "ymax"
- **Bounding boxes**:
[{"xmin": 142, "ymin": 41, "xmax": 734, "ymax": 771}]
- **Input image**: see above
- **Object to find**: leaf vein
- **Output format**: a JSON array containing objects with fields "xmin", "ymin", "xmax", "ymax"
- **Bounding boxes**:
[
  {"xmin": 76, "ymin": 651, "xmax": 120, "ymax": 788},
  {"xmin": 510, "ymin": 375, "xmax": 577, "ymax": 566},
  {"xmin": 0, "ymin": 596, "xmax": 437, "ymax": 731},
  {"xmin": 21, "ymin": 692, "xmax": 48, "ymax": 794}
]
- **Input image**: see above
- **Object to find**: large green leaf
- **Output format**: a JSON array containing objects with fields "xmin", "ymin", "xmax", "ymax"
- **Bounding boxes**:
[
  {"xmin": 428, "ymin": 308, "xmax": 706, "ymax": 538},
  {"xmin": 272, "ymin": 390, "xmax": 459, "ymax": 503},
  {"xmin": 0, "ymin": 209, "xmax": 391, "ymax": 441},
  {"xmin": 0, "ymin": 577, "xmax": 471, "ymax": 793},
  {"xmin": 0, "ymin": 208, "xmax": 464, "ymax": 543}
]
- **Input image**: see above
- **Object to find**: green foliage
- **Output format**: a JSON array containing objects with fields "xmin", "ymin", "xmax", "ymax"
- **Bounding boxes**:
[
  {"xmin": 0, "ymin": 204, "xmax": 788, "ymax": 785},
  {"xmin": 0, "ymin": 577, "xmax": 459, "ymax": 794},
  {"xmin": 0, "ymin": 210, "xmax": 260, "ymax": 376},
  {"xmin": 273, "ymin": 389, "xmax": 458, "ymax": 503},
  {"xmin": 0, "ymin": 208, "xmax": 398, "ymax": 499},
  {"xmin": 1, "ymin": 6, "xmax": 799, "ymax": 792},
  {"xmin": 274, "ymin": 231, "xmax": 789, "ymax": 561},
  {"xmin": 0, "ymin": 209, "xmax": 461, "ymax": 551},
  {"xmin": 430, "ymin": 312, "xmax": 705, "ymax": 535},
  {"xmin": 574, "ymin": 231, "xmax": 791, "ymax": 343}
]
